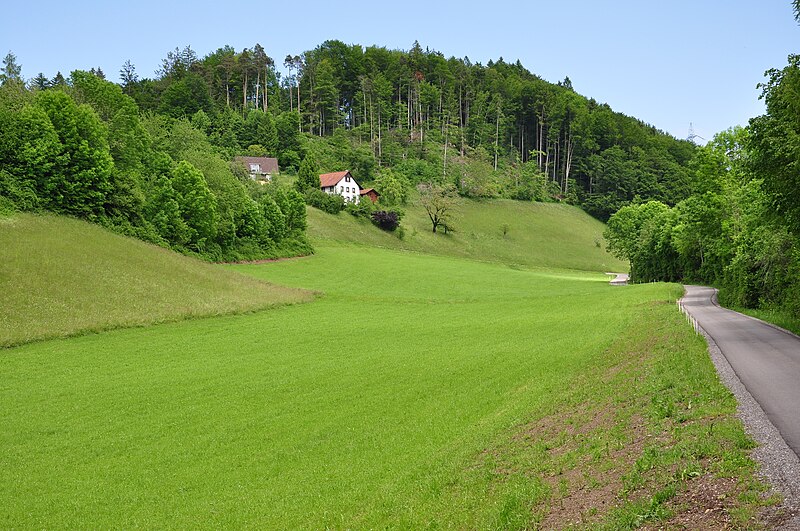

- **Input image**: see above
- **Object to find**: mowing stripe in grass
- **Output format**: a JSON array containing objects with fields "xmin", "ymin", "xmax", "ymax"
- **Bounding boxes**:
[{"xmin": 2, "ymin": 245, "xmax": 660, "ymax": 527}]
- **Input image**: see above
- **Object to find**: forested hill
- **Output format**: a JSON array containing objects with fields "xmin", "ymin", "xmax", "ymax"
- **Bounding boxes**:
[
  {"xmin": 120, "ymin": 40, "xmax": 696, "ymax": 220},
  {"xmin": 2, "ymin": 40, "xmax": 696, "ymax": 264}
]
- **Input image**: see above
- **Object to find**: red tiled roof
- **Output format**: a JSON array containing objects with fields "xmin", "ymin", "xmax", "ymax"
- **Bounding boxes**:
[
  {"xmin": 360, "ymin": 188, "xmax": 379, "ymax": 195},
  {"xmin": 319, "ymin": 171, "xmax": 352, "ymax": 188}
]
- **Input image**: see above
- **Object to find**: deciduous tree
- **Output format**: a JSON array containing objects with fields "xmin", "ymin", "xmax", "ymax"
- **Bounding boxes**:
[
  {"xmin": 35, "ymin": 90, "xmax": 114, "ymax": 219},
  {"xmin": 295, "ymin": 154, "xmax": 320, "ymax": 193},
  {"xmin": 417, "ymin": 181, "xmax": 456, "ymax": 233}
]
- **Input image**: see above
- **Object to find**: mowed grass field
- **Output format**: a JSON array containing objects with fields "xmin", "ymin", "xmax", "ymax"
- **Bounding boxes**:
[
  {"xmin": 0, "ymin": 214, "xmax": 312, "ymax": 347},
  {"xmin": 308, "ymin": 198, "xmax": 627, "ymax": 272},
  {"xmin": 1, "ymin": 241, "xmax": 767, "ymax": 527}
]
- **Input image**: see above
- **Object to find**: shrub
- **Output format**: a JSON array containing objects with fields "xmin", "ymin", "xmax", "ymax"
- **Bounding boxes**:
[
  {"xmin": 295, "ymin": 154, "xmax": 320, "ymax": 193},
  {"xmin": 346, "ymin": 196, "xmax": 375, "ymax": 218},
  {"xmin": 304, "ymin": 188, "xmax": 344, "ymax": 214},
  {"xmin": 371, "ymin": 210, "xmax": 400, "ymax": 231}
]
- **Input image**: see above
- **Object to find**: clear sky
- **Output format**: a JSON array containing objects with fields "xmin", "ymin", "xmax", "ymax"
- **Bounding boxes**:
[{"xmin": 4, "ymin": 1, "xmax": 798, "ymax": 142}]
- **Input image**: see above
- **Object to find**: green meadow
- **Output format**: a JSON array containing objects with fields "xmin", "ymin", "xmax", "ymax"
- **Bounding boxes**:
[
  {"xmin": 1, "ymin": 222, "xmax": 767, "ymax": 527},
  {"xmin": 0, "ymin": 214, "xmax": 312, "ymax": 347},
  {"xmin": 308, "ymin": 198, "xmax": 626, "ymax": 272}
]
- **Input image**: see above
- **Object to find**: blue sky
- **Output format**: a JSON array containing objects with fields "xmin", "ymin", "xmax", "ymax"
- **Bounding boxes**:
[{"xmin": 4, "ymin": 1, "xmax": 798, "ymax": 141}]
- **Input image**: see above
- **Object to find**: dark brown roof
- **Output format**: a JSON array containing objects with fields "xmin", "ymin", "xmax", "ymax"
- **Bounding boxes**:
[
  {"xmin": 319, "ymin": 171, "xmax": 356, "ymax": 188},
  {"xmin": 234, "ymin": 156, "xmax": 279, "ymax": 174}
]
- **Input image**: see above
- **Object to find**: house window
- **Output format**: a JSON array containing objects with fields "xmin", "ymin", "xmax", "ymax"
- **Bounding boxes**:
[
  {"xmin": 345, "ymin": 175, "xmax": 351, "ymax": 182},
  {"xmin": 340, "ymin": 186, "xmax": 344, "ymax": 192},
  {"xmin": 249, "ymin": 164, "xmax": 260, "ymax": 173}
]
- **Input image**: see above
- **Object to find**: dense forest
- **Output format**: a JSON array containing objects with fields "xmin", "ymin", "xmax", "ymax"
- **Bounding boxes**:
[
  {"xmin": 605, "ymin": 48, "xmax": 800, "ymax": 324},
  {"xmin": 126, "ymin": 41, "xmax": 696, "ymax": 220},
  {"xmin": 1, "ymin": 39, "xmax": 696, "ymax": 262}
]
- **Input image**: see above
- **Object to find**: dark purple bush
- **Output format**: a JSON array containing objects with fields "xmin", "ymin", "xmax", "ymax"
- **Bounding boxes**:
[{"xmin": 371, "ymin": 210, "xmax": 400, "ymax": 231}]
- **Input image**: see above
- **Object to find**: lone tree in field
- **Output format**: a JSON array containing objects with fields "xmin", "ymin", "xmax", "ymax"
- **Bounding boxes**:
[{"xmin": 418, "ymin": 182, "xmax": 456, "ymax": 233}]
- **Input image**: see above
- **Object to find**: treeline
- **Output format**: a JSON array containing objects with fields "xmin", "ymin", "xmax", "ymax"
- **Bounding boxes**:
[
  {"xmin": 605, "ymin": 55, "xmax": 800, "ymax": 320},
  {"xmin": 110, "ymin": 41, "xmax": 692, "ymax": 219},
  {"xmin": 0, "ymin": 63, "xmax": 310, "ymax": 262},
  {"xmin": 2, "ymin": 38, "xmax": 698, "ymax": 260}
]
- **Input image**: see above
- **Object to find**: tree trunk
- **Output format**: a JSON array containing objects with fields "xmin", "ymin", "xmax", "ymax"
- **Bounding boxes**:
[
  {"xmin": 263, "ymin": 67, "xmax": 268, "ymax": 111},
  {"xmin": 443, "ymin": 113, "xmax": 449, "ymax": 178},
  {"xmin": 408, "ymin": 84, "xmax": 412, "ymax": 141},
  {"xmin": 243, "ymin": 71, "xmax": 248, "ymax": 111},
  {"xmin": 553, "ymin": 139, "xmax": 559, "ymax": 182},
  {"xmin": 563, "ymin": 128, "xmax": 574, "ymax": 196},
  {"xmin": 368, "ymin": 91, "xmax": 373, "ymax": 147},
  {"xmin": 288, "ymin": 68, "xmax": 293, "ymax": 111},
  {"xmin": 544, "ymin": 141, "xmax": 550, "ymax": 178},
  {"xmin": 494, "ymin": 103, "xmax": 500, "ymax": 171},
  {"xmin": 459, "ymin": 85, "xmax": 465, "ymax": 156}
]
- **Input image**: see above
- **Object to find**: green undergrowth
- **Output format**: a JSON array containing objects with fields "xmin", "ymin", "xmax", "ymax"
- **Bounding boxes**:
[
  {"xmin": 307, "ymin": 197, "xmax": 627, "ymax": 272},
  {"xmin": 0, "ymin": 213, "xmax": 314, "ymax": 348},
  {"xmin": 735, "ymin": 306, "xmax": 800, "ymax": 337}
]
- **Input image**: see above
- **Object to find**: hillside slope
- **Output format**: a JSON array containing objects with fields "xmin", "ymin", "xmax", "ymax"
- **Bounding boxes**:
[
  {"xmin": 0, "ymin": 214, "xmax": 313, "ymax": 347},
  {"xmin": 308, "ymin": 199, "xmax": 627, "ymax": 272}
]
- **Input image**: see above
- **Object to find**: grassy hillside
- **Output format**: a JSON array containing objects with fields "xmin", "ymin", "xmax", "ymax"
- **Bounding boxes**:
[
  {"xmin": 0, "ymin": 213, "xmax": 313, "ymax": 347},
  {"xmin": 308, "ymin": 198, "xmax": 627, "ymax": 272},
  {"xmin": 0, "ymin": 245, "xmax": 767, "ymax": 528}
]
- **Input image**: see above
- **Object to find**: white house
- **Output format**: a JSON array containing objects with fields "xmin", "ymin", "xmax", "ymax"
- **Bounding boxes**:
[{"xmin": 319, "ymin": 171, "xmax": 361, "ymax": 203}]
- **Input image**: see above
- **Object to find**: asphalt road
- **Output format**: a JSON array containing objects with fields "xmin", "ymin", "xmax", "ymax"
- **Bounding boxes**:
[
  {"xmin": 606, "ymin": 272, "xmax": 630, "ymax": 285},
  {"xmin": 680, "ymin": 285, "xmax": 800, "ymax": 459}
]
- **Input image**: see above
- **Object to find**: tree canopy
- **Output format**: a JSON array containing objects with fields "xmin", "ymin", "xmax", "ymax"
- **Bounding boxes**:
[{"xmin": 3, "ymin": 38, "xmax": 702, "ymax": 261}]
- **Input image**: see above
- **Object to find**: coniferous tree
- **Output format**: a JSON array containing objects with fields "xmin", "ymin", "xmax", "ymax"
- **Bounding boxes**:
[
  {"xmin": 50, "ymin": 72, "xmax": 66, "ymax": 88},
  {"xmin": 0, "ymin": 51, "xmax": 22, "ymax": 85},
  {"xmin": 119, "ymin": 60, "xmax": 138, "ymax": 94},
  {"xmin": 29, "ymin": 73, "xmax": 49, "ymax": 91}
]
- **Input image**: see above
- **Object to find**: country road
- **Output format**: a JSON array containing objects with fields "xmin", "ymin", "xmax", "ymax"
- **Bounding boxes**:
[
  {"xmin": 680, "ymin": 285, "xmax": 800, "ymax": 528},
  {"xmin": 680, "ymin": 285, "xmax": 800, "ymax": 457}
]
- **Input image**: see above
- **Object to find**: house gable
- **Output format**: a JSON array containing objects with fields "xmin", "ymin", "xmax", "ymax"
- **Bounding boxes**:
[{"xmin": 319, "ymin": 171, "xmax": 361, "ymax": 203}]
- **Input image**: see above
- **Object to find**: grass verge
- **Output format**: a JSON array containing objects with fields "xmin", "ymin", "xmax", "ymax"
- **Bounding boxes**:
[
  {"xmin": 448, "ymin": 298, "xmax": 778, "ymax": 529},
  {"xmin": 736, "ymin": 306, "xmax": 800, "ymax": 337}
]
